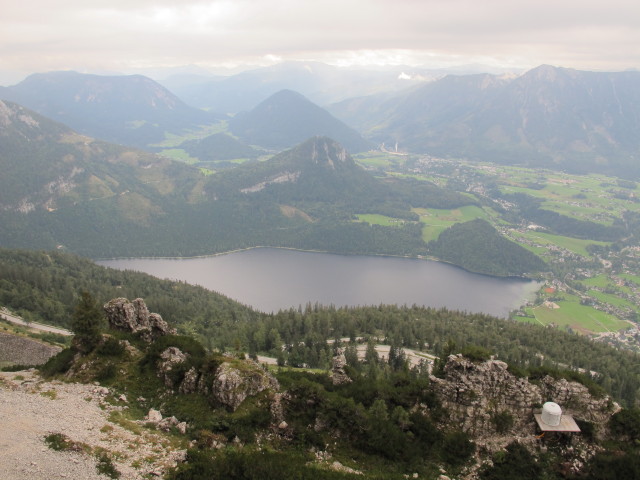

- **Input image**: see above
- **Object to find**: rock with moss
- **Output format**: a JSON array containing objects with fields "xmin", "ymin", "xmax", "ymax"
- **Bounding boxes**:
[
  {"xmin": 202, "ymin": 361, "xmax": 280, "ymax": 411},
  {"xmin": 158, "ymin": 347, "xmax": 189, "ymax": 388}
]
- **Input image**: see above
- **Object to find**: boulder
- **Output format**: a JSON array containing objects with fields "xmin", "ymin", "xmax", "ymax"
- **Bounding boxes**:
[
  {"xmin": 200, "ymin": 361, "xmax": 279, "ymax": 411},
  {"xmin": 157, "ymin": 347, "xmax": 188, "ymax": 388},
  {"xmin": 146, "ymin": 408, "xmax": 163, "ymax": 423},
  {"xmin": 103, "ymin": 297, "xmax": 176, "ymax": 342}
]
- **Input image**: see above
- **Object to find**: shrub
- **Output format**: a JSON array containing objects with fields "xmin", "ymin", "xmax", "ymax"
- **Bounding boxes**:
[
  {"xmin": 96, "ymin": 363, "xmax": 117, "ymax": 383},
  {"xmin": 479, "ymin": 442, "xmax": 541, "ymax": 480},
  {"xmin": 581, "ymin": 452, "xmax": 640, "ymax": 480},
  {"xmin": 491, "ymin": 410, "xmax": 514, "ymax": 434},
  {"xmin": 610, "ymin": 408, "xmax": 640, "ymax": 441},
  {"xmin": 44, "ymin": 433, "xmax": 73, "ymax": 451},
  {"xmin": 1, "ymin": 364, "xmax": 35, "ymax": 372},
  {"xmin": 441, "ymin": 431, "xmax": 475, "ymax": 466},
  {"xmin": 96, "ymin": 337, "xmax": 126, "ymax": 357},
  {"xmin": 167, "ymin": 449, "xmax": 350, "ymax": 480},
  {"xmin": 39, "ymin": 348, "xmax": 75, "ymax": 377},
  {"xmin": 96, "ymin": 453, "xmax": 121, "ymax": 479},
  {"xmin": 460, "ymin": 344, "xmax": 492, "ymax": 362}
]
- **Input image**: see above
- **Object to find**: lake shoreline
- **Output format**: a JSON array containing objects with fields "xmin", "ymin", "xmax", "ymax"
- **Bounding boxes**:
[
  {"xmin": 93, "ymin": 245, "xmax": 538, "ymax": 282},
  {"xmin": 98, "ymin": 249, "xmax": 540, "ymax": 318}
]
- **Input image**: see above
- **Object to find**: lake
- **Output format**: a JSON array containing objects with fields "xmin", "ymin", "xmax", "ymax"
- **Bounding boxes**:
[{"xmin": 97, "ymin": 247, "xmax": 539, "ymax": 317}]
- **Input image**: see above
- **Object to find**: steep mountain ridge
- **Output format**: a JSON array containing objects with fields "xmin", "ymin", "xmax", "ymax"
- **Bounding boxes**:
[
  {"xmin": 0, "ymin": 71, "xmax": 217, "ymax": 148},
  {"xmin": 0, "ymin": 99, "xmax": 200, "ymax": 213},
  {"xmin": 207, "ymin": 136, "xmax": 377, "ymax": 198},
  {"xmin": 333, "ymin": 65, "xmax": 640, "ymax": 176}
]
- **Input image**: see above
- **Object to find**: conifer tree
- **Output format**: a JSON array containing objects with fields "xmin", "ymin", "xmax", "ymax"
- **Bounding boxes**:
[{"xmin": 71, "ymin": 291, "xmax": 104, "ymax": 352}]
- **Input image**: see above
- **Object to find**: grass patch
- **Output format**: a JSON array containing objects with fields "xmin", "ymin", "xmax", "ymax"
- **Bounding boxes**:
[
  {"xmin": 414, "ymin": 205, "xmax": 489, "ymax": 242},
  {"xmin": 588, "ymin": 290, "xmax": 639, "ymax": 311},
  {"xmin": 151, "ymin": 121, "xmax": 229, "ymax": 148},
  {"xmin": 582, "ymin": 274, "xmax": 612, "ymax": 288},
  {"xmin": 620, "ymin": 273, "xmax": 640, "ymax": 286},
  {"xmin": 512, "ymin": 230, "xmax": 609, "ymax": 257},
  {"xmin": 354, "ymin": 214, "xmax": 411, "ymax": 227},
  {"xmin": 40, "ymin": 389, "xmax": 57, "ymax": 400},
  {"xmin": 157, "ymin": 149, "xmax": 199, "ymax": 164},
  {"xmin": 108, "ymin": 411, "xmax": 143, "ymax": 436},
  {"xmin": 531, "ymin": 295, "xmax": 629, "ymax": 334}
]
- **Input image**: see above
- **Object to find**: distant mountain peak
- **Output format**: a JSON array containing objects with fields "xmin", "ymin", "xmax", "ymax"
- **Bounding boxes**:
[
  {"xmin": 229, "ymin": 90, "xmax": 371, "ymax": 153},
  {"xmin": 0, "ymin": 71, "xmax": 217, "ymax": 148}
]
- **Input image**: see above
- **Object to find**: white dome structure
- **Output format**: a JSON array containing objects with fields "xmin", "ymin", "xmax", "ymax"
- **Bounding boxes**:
[{"xmin": 541, "ymin": 402, "xmax": 562, "ymax": 427}]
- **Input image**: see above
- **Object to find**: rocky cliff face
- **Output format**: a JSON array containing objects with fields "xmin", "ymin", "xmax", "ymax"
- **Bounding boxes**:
[
  {"xmin": 430, "ymin": 355, "xmax": 617, "ymax": 439},
  {"xmin": 103, "ymin": 298, "xmax": 176, "ymax": 342}
]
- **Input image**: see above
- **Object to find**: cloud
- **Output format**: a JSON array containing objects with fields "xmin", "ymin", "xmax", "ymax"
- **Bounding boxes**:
[{"xmin": 0, "ymin": 0, "xmax": 638, "ymax": 83}]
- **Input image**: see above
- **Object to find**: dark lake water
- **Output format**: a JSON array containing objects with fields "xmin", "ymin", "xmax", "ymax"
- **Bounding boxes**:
[{"xmin": 97, "ymin": 248, "xmax": 539, "ymax": 317}]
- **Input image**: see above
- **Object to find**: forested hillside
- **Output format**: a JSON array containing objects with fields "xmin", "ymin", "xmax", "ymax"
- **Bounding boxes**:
[
  {"xmin": 2, "ymin": 248, "xmax": 639, "ymax": 407},
  {"xmin": 428, "ymin": 219, "xmax": 547, "ymax": 276}
]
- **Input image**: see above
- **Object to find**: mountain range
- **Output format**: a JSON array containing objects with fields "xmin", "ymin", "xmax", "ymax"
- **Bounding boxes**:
[
  {"xmin": 0, "ymin": 103, "xmax": 439, "ymax": 259},
  {"xmin": 2, "ymin": 64, "xmax": 639, "ymax": 177},
  {"xmin": 330, "ymin": 65, "xmax": 640, "ymax": 177},
  {"xmin": 0, "ymin": 71, "xmax": 218, "ymax": 148},
  {"xmin": 158, "ymin": 61, "xmax": 439, "ymax": 113}
]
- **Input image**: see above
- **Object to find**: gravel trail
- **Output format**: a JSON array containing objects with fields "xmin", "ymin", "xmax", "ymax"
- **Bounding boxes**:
[{"xmin": 0, "ymin": 370, "xmax": 185, "ymax": 479}]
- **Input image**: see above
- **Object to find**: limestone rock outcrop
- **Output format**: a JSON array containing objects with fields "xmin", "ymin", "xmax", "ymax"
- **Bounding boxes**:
[
  {"xmin": 158, "ymin": 347, "xmax": 188, "ymax": 388},
  {"xmin": 205, "ymin": 362, "xmax": 279, "ymax": 411},
  {"xmin": 154, "ymin": 346, "xmax": 279, "ymax": 412},
  {"xmin": 103, "ymin": 298, "xmax": 176, "ymax": 342},
  {"xmin": 330, "ymin": 353, "xmax": 352, "ymax": 385},
  {"xmin": 430, "ymin": 355, "xmax": 617, "ymax": 438}
]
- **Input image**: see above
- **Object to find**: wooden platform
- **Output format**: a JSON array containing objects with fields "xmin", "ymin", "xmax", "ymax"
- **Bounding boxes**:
[{"xmin": 534, "ymin": 413, "xmax": 581, "ymax": 433}]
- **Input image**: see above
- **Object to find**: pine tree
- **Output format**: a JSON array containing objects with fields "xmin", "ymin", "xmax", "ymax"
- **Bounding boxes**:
[{"xmin": 71, "ymin": 291, "xmax": 104, "ymax": 352}]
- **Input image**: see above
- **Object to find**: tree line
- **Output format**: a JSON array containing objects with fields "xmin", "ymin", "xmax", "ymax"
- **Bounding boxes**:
[{"xmin": 1, "ymin": 247, "xmax": 639, "ymax": 406}]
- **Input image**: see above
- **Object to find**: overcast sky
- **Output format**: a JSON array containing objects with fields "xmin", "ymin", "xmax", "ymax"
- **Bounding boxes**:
[{"xmin": 1, "ymin": 0, "xmax": 638, "ymax": 84}]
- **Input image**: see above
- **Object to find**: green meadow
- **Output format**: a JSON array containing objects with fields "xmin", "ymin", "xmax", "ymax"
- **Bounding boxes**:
[
  {"xmin": 355, "ymin": 214, "xmax": 411, "ymax": 227},
  {"xmin": 414, "ymin": 205, "xmax": 489, "ymax": 242},
  {"xmin": 491, "ymin": 165, "xmax": 640, "ymax": 225},
  {"xmin": 510, "ymin": 230, "xmax": 609, "ymax": 257},
  {"xmin": 516, "ymin": 295, "xmax": 629, "ymax": 334}
]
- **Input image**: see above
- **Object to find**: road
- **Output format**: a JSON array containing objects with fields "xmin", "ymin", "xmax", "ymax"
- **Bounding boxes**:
[{"xmin": 0, "ymin": 308, "xmax": 73, "ymax": 336}]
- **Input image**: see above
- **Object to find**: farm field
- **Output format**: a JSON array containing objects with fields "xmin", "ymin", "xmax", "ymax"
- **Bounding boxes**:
[
  {"xmin": 516, "ymin": 296, "xmax": 629, "ymax": 334},
  {"xmin": 489, "ymin": 165, "xmax": 640, "ymax": 224},
  {"xmin": 414, "ymin": 205, "xmax": 489, "ymax": 242},
  {"xmin": 508, "ymin": 230, "xmax": 609, "ymax": 258}
]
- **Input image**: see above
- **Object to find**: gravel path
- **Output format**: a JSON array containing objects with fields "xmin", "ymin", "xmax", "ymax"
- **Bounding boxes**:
[{"xmin": 0, "ymin": 370, "xmax": 186, "ymax": 479}]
